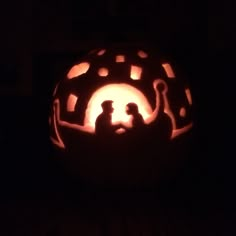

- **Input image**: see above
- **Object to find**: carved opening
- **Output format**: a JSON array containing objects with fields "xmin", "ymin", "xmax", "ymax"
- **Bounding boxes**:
[
  {"xmin": 67, "ymin": 94, "xmax": 78, "ymax": 112},
  {"xmin": 67, "ymin": 62, "xmax": 90, "ymax": 79},
  {"xmin": 116, "ymin": 55, "xmax": 125, "ymax": 63},
  {"xmin": 162, "ymin": 63, "xmax": 175, "ymax": 78},
  {"xmin": 85, "ymin": 84, "xmax": 153, "ymax": 129},
  {"xmin": 179, "ymin": 107, "xmax": 186, "ymax": 117},
  {"xmin": 130, "ymin": 65, "xmax": 142, "ymax": 80},
  {"xmin": 185, "ymin": 88, "xmax": 192, "ymax": 105},
  {"xmin": 97, "ymin": 49, "xmax": 106, "ymax": 56},
  {"xmin": 137, "ymin": 50, "xmax": 148, "ymax": 58},
  {"xmin": 98, "ymin": 68, "xmax": 109, "ymax": 77},
  {"xmin": 53, "ymin": 82, "xmax": 59, "ymax": 96}
]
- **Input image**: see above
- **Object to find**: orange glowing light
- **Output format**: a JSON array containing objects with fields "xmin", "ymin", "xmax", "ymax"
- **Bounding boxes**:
[
  {"xmin": 50, "ymin": 104, "xmax": 65, "ymax": 148},
  {"xmin": 67, "ymin": 62, "xmax": 90, "ymax": 79},
  {"xmin": 53, "ymin": 82, "xmax": 59, "ymax": 96},
  {"xmin": 185, "ymin": 88, "xmax": 192, "ymax": 105},
  {"xmin": 116, "ymin": 55, "xmax": 125, "ymax": 62},
  {"xmin": 54, "ymin": 99, "xmax": 93, "ymax": 133},
  {"xmin": 52, "ymin": 79, "xmax": 192, "ymax": 141},
  {"xmin": 98, "ymin": 68, "xmax": 109, "ymax": 77},
  {"xmin": 85, "ymin": 83, "xmax": 155, "ymax": 129},
  {"xmin": 116, "ymin": 128, "xmax": 126, "ymax": 134},
  {"xmin": 179, "ymin": 107, "xmax": 186, "ymax": 117},
  {"xmin": 53, "ymin": 96, "xmax": 192, "ymax": 144},
  {"xmin": 130, "ymin": 65, "xmax": 142, "ymax": 80},
  {"xmin": 53, "ymin": 81, "xmax": 163, "ymax": 135},
  {"xmin": 137, "ymin": 50, "xmax": 148, "ymax": 58},
  {"xmin": 67, "ymin": 94, "xmax": 78, "ymax": 112},
  {"xmin": 162, "ymin": 63, "xmax": 175, "ymax": 78},
  {"xmin": 97, "ymin": 49, "xmax": 106, "ymax": 56},
  {"xmin": 171, "ymin": 122, "xmax": 193, "ymax": 139}
]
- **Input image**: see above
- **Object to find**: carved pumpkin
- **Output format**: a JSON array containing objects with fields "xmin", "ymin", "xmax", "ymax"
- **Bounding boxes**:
[{"xmin": 49, "ymin": 45, "xmax": 194, "ymax": 185}]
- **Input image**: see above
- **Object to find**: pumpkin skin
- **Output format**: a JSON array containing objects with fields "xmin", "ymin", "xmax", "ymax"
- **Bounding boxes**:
[{"xmin": 49, "ymin": 45, "xmax": 194, "ymax": 186}]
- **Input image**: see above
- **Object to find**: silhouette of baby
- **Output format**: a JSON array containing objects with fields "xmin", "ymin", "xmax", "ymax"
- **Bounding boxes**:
[{"xmin": 95, "ymin": 100, "xmax": 121, "ymax": 137}]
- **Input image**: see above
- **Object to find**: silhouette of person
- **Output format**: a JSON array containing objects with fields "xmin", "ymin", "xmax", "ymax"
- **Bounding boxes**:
[
  {"xmin": 123, "ymin": 102, "xmax": 146, "ymax": 151},
  {"xmin": 95, "ymin": 100, "xmax": 120, "ymax": 138},
  {"xmin": 126, "ymin": 102, "xmax": 145, "ymax": 129}
]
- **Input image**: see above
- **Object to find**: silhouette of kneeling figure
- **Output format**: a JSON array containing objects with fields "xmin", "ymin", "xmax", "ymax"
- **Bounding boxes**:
[{"xmin": 95, "ymin": 100, "xmax": 120, "ymax": 138}]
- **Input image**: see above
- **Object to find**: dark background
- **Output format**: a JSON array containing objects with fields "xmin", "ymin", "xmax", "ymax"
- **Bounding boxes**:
[{"xmin": 0, "ymin": 0, "xmax": 235, "ymax": 235}]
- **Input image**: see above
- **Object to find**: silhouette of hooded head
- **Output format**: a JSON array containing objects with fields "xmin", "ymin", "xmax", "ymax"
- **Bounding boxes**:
[
  {"xmin": 101, "ymin": 100, "xmax": 114, "ymax": 114},
  {"xmin": 126, "ymin": 102, "xmax": 139, "ymax": 115}
]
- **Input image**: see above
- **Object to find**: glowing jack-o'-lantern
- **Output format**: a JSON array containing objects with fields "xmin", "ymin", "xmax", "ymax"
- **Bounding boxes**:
[{"xmin": 49, "ymin": 45, "xmax": 194, "ymax": 185}]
